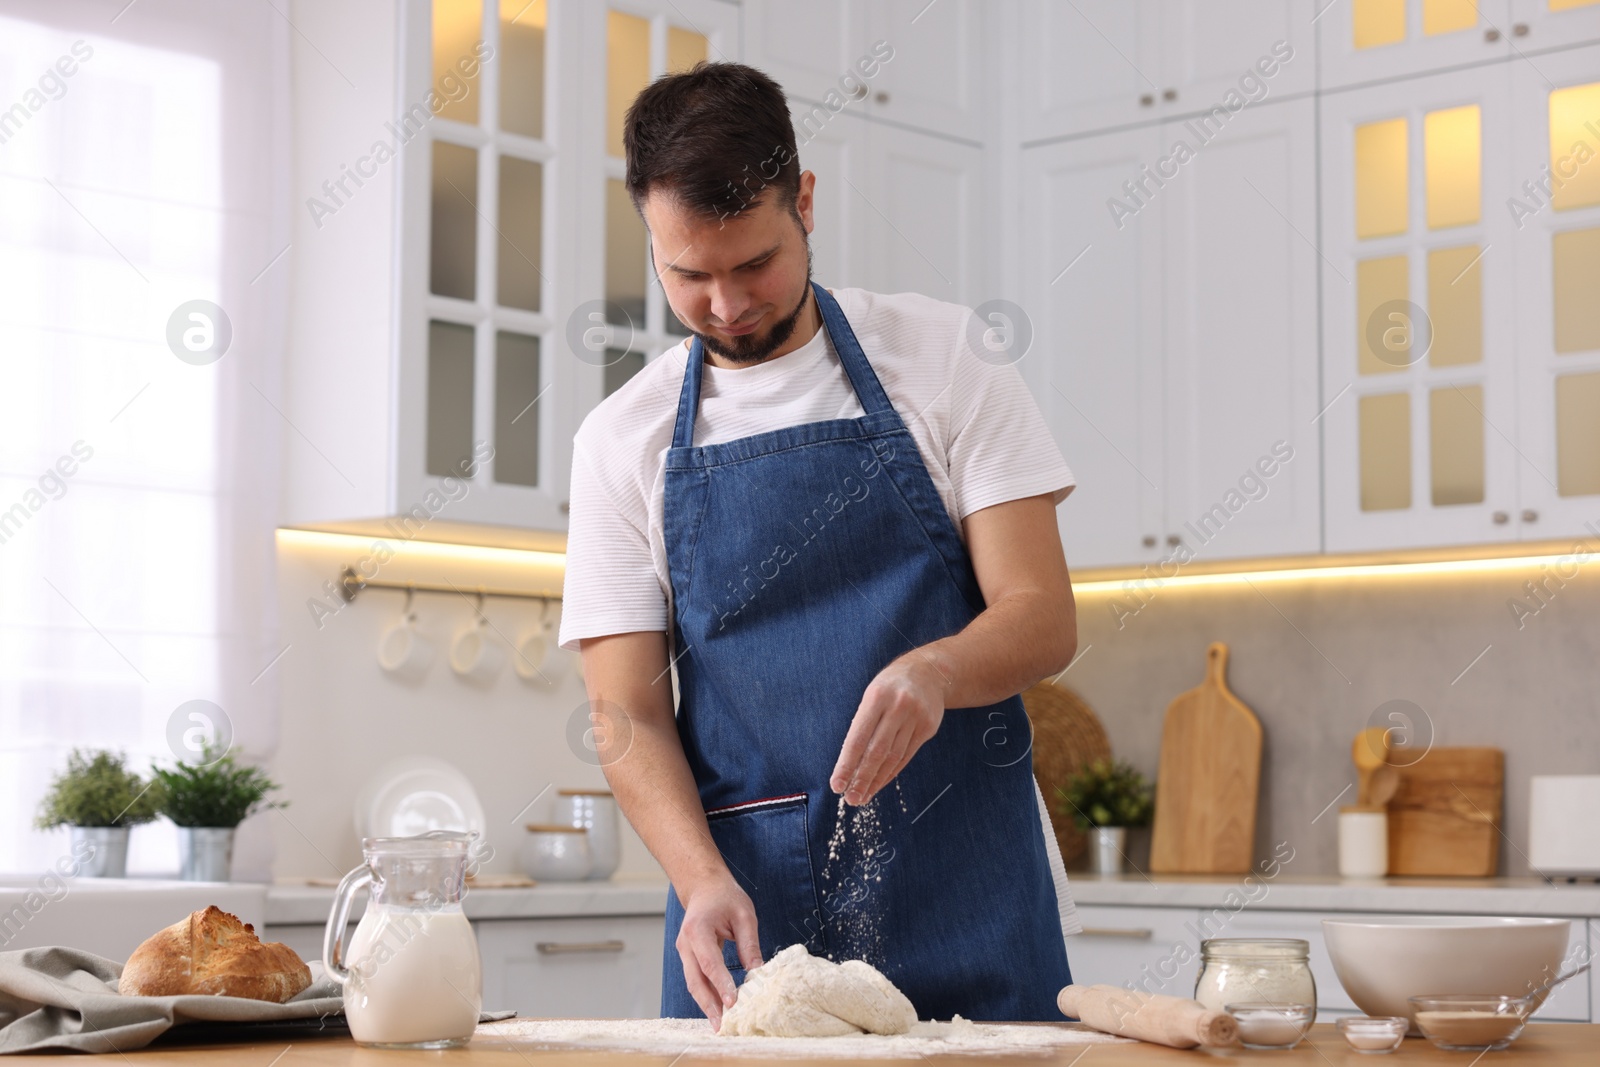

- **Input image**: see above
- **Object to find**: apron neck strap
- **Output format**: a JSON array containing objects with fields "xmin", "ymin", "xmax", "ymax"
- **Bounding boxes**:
[{"xmin": 671, "ymin": 283, "xmax": 894, "ymax": 449}]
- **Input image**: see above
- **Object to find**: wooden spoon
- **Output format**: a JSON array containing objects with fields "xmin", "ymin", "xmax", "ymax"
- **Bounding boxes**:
[
  {"xmin": 1368, "ymin": 764, "xmax": 1400, "ymax": 807},
  {"xmin": 1352, "ymin": 727, "xmax": 1391, "ymax": 805}
]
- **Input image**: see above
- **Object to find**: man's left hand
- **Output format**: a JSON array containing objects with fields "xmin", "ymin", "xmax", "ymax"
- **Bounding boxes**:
[{"xmin": 829, "ymin": 653, "xmax": 948, "ymax": 806}]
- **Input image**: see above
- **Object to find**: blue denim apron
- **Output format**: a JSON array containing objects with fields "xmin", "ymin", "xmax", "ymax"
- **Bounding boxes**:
[{"xmin": 660, "ymin": 283, "xmax": 1071, "ymax": 1021}]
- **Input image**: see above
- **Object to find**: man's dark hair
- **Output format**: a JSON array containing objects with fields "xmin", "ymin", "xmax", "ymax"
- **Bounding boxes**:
[{"xmin": 623, "ymin": 62, "xmax": 800, "ymax": 223}]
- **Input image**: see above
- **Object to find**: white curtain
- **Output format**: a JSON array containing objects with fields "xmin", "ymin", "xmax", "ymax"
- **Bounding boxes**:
[{"xmin": 0, "ymin": 0, "xmax": 290, "ymax": 878}]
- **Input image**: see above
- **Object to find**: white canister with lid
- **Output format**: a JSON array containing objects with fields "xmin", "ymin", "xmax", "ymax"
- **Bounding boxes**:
[
  {"xmin": 552, "ymin": 789, "xmax": 620, "ymax": 880},
  {"xmin": 1338, "ymin": 805, "xmax": 1389, "ymax": 878}
]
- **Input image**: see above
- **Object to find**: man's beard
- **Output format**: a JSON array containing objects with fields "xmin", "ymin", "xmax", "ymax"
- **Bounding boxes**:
[{"xmin": 697, "ymin": 248, "xmax": 814, "ymax": 366}]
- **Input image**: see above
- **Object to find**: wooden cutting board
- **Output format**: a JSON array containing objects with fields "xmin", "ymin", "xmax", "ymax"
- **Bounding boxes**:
[
  {"xmin": 1149, "ymin": 643, "xmax": 1262, "ymax": 874},
  {"xmin": 1387, "ymin": 746, "xmax": 1504, "ymax": 876}
]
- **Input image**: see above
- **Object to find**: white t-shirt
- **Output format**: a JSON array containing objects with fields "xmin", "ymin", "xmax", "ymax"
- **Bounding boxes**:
[{"xmin": 558, "ymin": 286, "xmax": 1082, "ymax": 935}]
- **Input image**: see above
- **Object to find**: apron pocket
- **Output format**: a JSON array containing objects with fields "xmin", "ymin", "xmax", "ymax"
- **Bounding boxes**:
[{"xmin": 705, "ymin": 794, "xmax": 828, "ymax": 974}]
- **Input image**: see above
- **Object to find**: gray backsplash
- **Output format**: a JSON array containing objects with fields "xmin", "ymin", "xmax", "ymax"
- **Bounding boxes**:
[{"xmin": 1060, "ymin": 557, "xmax": 1600, "ymax": 877}]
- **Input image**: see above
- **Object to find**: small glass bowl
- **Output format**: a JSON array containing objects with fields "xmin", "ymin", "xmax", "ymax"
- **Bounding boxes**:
[
  {"xmin": 1408, "ymin": 995, "xmax": 1531, "ymax": 1052},
  {"xmin": 1224, "ymin": 1002, "xmax": 1316, "ymax": 1050},
  {"xmin": 1336, "ymin": 1016, "xmax": 1409, "ymax": 1054}
]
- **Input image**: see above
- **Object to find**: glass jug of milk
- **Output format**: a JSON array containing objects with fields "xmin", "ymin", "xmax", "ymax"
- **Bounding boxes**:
[{"xmin": 323, "ymin": 830, "xmax": 483, "ymax": 1048}]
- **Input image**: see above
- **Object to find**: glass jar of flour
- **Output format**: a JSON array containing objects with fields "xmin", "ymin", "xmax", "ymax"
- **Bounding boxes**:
[{"xmin": 1194, "ymin": 939, "xmax": 1316, "ymax": 1019}]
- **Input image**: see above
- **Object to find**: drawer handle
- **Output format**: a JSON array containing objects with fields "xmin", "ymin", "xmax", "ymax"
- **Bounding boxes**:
[
  {"xmin": 536, "ymin": 939, "xmax": 627, "ymax": 955},
  {"xmin": 1080, "ymin": 926, "xmax": 1154, "ymax": 940}
]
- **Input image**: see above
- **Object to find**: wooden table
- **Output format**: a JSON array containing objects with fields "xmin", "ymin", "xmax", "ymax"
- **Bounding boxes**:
[{"xmin": 7, "ymin": 1023, "xmax": 1598, "ymax": 1065}]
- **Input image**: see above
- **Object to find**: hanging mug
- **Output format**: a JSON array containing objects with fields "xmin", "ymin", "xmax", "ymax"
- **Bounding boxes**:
[
  {"xmin": 377, "ymin": 589, "xmax": 433, "ymax": 680},
  {"xmin": 450, "ymin": 595, "xmax": 505, "ymax": 686},
  {"xmin": 513, "ymin": 602, "xmax": 566, "ymax": 686}
]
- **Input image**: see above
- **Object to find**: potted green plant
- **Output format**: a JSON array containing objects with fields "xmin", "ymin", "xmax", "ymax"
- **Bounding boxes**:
[
  {"xmin": 151, "ymin": 744, "xmax": 285, "ymax": 881},
  {"xmin": 34, "ymin": 749, "xmax": 161, "ymax": 878},
  {"xmin": 1059, "ymin": 758, "xmax": 1155, "ymax": 875}
]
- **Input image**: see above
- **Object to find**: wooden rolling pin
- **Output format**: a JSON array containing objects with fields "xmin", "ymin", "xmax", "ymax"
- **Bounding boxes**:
[{"xmin": 1058, "ymin": 985, "xmax": 1237, "ymax": 1049}]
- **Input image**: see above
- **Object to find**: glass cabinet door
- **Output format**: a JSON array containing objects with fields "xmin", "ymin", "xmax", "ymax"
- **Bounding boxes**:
[
  {"xmin": 1321, "ymin": 64, "xmax": 1519, "ymax": 551},
  {"xmin": 399, "ymin": 0, "xmax": 564, "ymax": 527},
  {"xmin": 1321, "ymin": 0, "xmax": 1514, "ymax": 91},
  {"xmin": 1512, "ymin": 44, "xmax": 1600, "ymax": 536},
  {"xmin": 598, "ymin": 4, "xmax": 718, "ymax": 400}
]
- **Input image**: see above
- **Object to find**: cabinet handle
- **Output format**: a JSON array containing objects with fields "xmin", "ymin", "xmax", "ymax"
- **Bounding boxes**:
[
  {"xmin": 1513, "ymin": 22, "xmax": 1529, "ymax": 37},
  {"xmin": 874, "ymin": 91, "xmax": 889, "ymax": 105},
  {"xmin": 1166, "ymin": 534, "xmax": 1181, "ymax": 547},
  {"xmin": 1522, "ymin": 509, "xmax": 1539, "ymax": 523},
  {"xmin": 559, "ymin": 500, "xmax": 570, "ymax": 513},
  {"xmin": 849, "ymin": 82, "xmax": 868, "ymax": 101},
  {"xmin": 1080, "ymin": 926, "xmax": 1154, "ymax": 940},
  {"xmin": 1139, "ymin": 93, "xmax": 1155, "ymax": 107},
  {"xmin": 536, "ymin": 939, "xmax": 627, "ymax": 955},
  {"xmin": 1162, "ymin": 88, "xmax": 1177, "ymax": 102},
  {"xmin": 1485, "ymin": 27, "xmax": 1501, "ymax": 42},
  {"xmin": 1492, "ymin": 510, "xmax": 1509, "ymax": 524},
  {"xmin": 1142, "ymin": 535, "xmax": 1157, "ymax": 548}
]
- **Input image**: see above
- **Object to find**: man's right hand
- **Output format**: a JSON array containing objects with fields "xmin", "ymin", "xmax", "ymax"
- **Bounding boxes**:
[{"xmin": 676, "ymin": 874, "xmax": 763, "ymax": 1030}]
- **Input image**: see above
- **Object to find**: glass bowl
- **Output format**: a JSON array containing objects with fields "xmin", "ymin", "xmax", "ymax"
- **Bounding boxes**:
[
  {"xmin": 1224, "ymin": 1002, "xmax": 1316, "ymax": 1049},
  {"xmin": 1336, "ymin": 1016, "xmax": 1409, "ymax": 1054},
  {"xmin": 1408, "ymin": 995, "xmax": 1531, "ymax": 1051}
]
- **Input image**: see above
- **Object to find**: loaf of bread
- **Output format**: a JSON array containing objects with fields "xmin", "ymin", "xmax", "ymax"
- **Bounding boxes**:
[{"xmin": 118, "ymin": 905, "xmax": 312, "ymax": 1002}]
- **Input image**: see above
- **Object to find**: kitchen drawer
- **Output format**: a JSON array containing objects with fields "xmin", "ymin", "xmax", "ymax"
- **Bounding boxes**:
[
  {"xmin": 1068, "ymin": 906, "xmax": 1204, "ymax": 999},
  {"xmin": 476, "ymin": 915, "xmax": 664, "ymax": 1019}
]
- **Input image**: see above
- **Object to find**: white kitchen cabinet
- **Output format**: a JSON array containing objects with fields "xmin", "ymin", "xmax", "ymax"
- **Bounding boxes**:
[
  {"xmin": 1020, "ymin": 126, "xmax": 1167, "ymax": 570},
  {"xmin": 1021, "ymin": 97, "xmax": 1320, "ymax": 569},
  {"xmin": 1320, "ymin": 64, "xmax": 1523, "ymax": 552},
  {"xmin": 861, "ymin": 0, "xmax": 983, "ymax": 140},
  {"xmin": 858, "ymin": 124, "xmax": 984, "ymax": 307},
  {"xmin": 1511, "ymin": 44, "xmax": 1600, "ymax": 538},
  {"xmin": 476, "ymin": 914, "xmax": 665, "ymax": 1018},
  {"xmin": 1068, "ymin": 905, "xmax": 1205, "ymax": 995},
  {"xmin": 1017, "ymin": 0, "xmax": 1314, "ymax": 143},
  {"xmin": 1512, "ymin": 0, "xmax": 1600, "ymax": 52},
  {"xmin": 264, "ymin": 922, "xmax": 354, "ymax": 973},
  {"xmin": 746, "ymin": 0, "xmax": 982, "ymax": 141},
  {"xmin": 289, "ymin": 0, "xmax": 742, "ymax": 532},
  {"xmin": 1161, "ymin": 96, "xmax": 1322, "ymax": 562},
  {"xmin": 743, "ymin": 0, "xmax": 870, "ymax": 111},
  {"xmin": 1318, "ymin": 0, "xmax": 1514, "ymax": 92},
  {"xmin": 795, "ymin": 107, "xmax": 868, "ymax": 290}
]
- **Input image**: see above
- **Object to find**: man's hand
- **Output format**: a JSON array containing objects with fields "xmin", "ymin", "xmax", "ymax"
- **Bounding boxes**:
[
  {"xmin": 830, "ymin": 653, "xmax": 947, "ymax": 806},
  {"xmin": 676, "ymin": 874, "xmax": 764, "ymax": 1031}
]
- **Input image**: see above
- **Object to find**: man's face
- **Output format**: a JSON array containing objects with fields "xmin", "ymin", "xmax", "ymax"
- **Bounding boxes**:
[{"xmin": 641, "ymin": 171, "xmax": 817, "ymax": 365}]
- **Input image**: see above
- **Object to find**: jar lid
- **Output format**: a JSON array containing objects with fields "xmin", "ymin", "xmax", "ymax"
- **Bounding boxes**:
[
  {"xmin": 525, "ymin": 823, "xmax": 588, "ymax": 833},
  {"xmin": 1201, "ymin": 938, "xmax": 1310, "ymax": 959}
]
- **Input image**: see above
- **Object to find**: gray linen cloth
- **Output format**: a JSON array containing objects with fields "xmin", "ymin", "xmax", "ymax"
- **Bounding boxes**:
[{"xmin": 0, "ymin": 946, "xmax": 513, "ymax": 1054}]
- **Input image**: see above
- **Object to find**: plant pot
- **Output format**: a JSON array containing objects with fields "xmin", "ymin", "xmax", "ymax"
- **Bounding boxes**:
[
  {"xmin": 1090, "ymin": 826, "xmax": 1127, "ymax": 875},
  {"xmin": 177, "ymin": 827, "xmax": 235, "ymax": 881},
  {"xmin": 71, "ymin": 826, "xmax": 130, "ymax": 878}
]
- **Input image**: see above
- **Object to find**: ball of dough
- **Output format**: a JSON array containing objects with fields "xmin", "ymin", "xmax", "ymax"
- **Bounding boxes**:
[{"xmin": 718, "ymin": 944, "xmax": 916, "ymax": 1037}]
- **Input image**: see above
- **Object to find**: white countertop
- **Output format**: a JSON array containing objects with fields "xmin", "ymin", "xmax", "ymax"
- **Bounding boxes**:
[
  {"xmin": 265, "ymin": 871, "xmax": 1600, "ymax": 925},
  {"xmin": 264, "ymin": 876, "xmax": 672, "ymax": 926},
  {"xmin": 1065, "ymin": 872, "xmax": 1600, "ymax": 916}
]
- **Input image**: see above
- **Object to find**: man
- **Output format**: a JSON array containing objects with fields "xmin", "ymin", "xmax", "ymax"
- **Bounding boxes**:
[{"xmin": 558, "ymin": 62, "xmax": 1079, "ymax": 1027}]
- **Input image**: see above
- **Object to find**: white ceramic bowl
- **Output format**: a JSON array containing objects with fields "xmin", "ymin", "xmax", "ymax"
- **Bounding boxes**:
[
  {"xmin": 1323, "ymin": 916, "xmax": 1570, "ymax": 1025},
  {"xmin": 518, "ymin": 825, "xmax": 591, "ymax": 881}
]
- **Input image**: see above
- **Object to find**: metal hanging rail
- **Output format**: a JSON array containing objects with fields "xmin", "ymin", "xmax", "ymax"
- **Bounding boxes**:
[{"xmin": 338, "ymin": 566, "xmax": 561, "ymax": 604}]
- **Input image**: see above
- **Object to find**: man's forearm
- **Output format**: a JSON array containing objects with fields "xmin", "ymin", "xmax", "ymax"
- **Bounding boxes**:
[
  {"xmin": 902, "ymin": 586, "xmax": 1076, "ymax": 710},
  {"xmin": 582, "ymin": 631, "xmax": 733, "ymax": 902},
  {"xmin": 600, "ymin": 714, "xmax": 733, "ymax": 898}
]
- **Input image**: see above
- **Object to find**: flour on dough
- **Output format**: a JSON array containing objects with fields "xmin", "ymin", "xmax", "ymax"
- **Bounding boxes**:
[{"xmin": 718, "ymin": 944, "xmax": 917, "ymax": 1038}]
